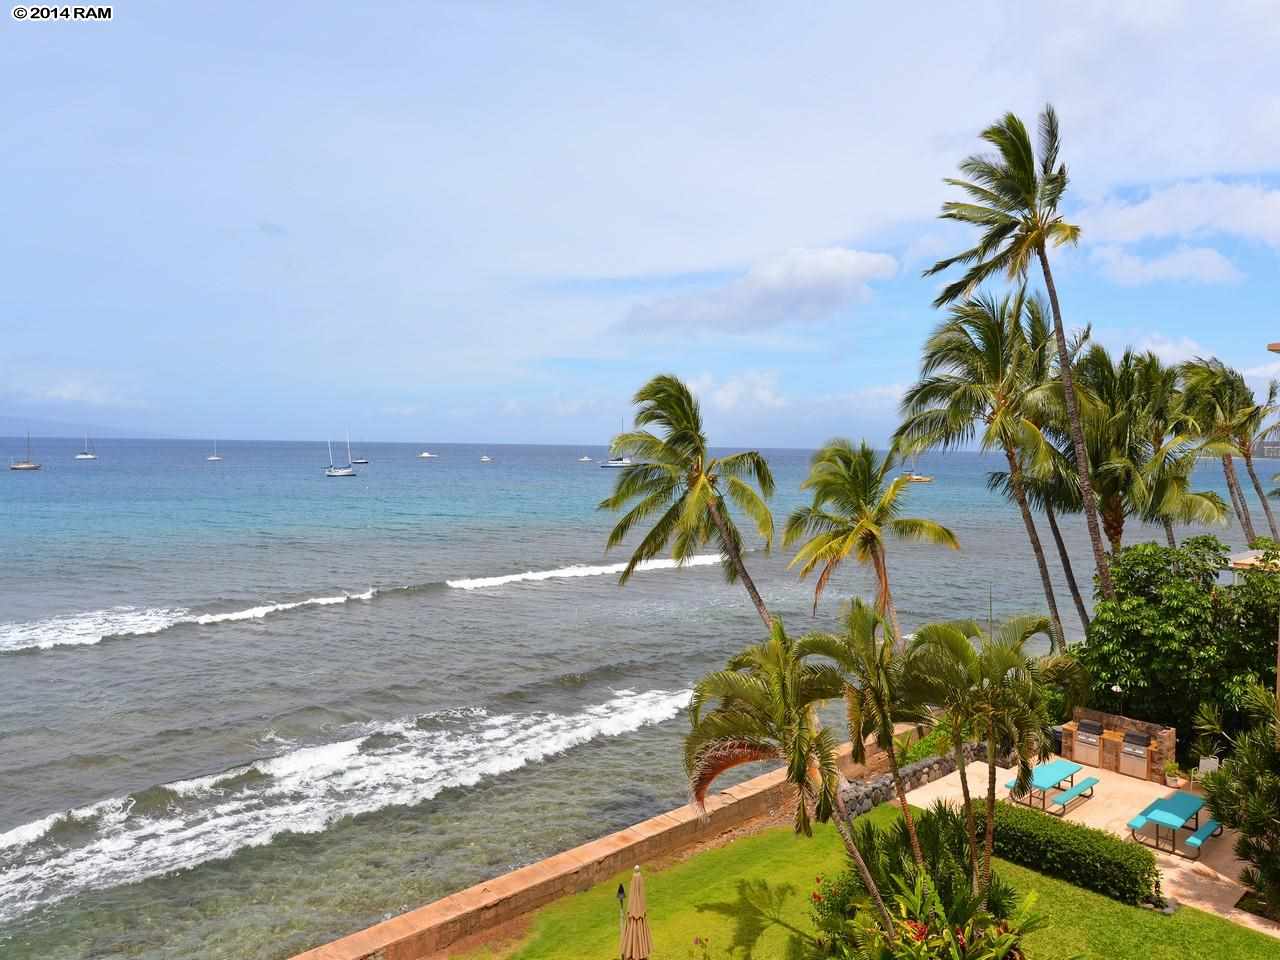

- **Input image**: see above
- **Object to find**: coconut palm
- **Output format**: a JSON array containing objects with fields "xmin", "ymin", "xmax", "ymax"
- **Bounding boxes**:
[
  {"xmin": 1181, "ymin": 359, "xmax": 1264, "ymax": 543},
  {"xmin": 896, "ymin": 289, "xmax": 1066, "ymax": 651},
  {"xmin": 796, "ymin": 599, "xmax": 931, "ymax": 869},
  {"xmin": 1074, "ymin": 346, "xmax": 1227, "ymax": 553},
  {"xmin": 685, "ymin": 619, "xmax": 895, "ymax": 934},
  {"xmin": 924, "ymin": 105, "xmax": 1114, "ymax": 600},
  {"xmin": 600, "ymin": 374, "xmax": 775, "ymax": 627},
  {"xmin": 783, "ymin": 440, "xmax": 957, "ymax": 643}
]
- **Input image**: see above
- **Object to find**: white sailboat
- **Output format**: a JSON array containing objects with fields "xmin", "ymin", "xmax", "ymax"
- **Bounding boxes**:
[
  {"xmin": 417, "ymin": 450, "xmax": 437, "ymax": 459},
  {"xmin": 347, "ymin": 432, "xmax": 368, "ymax": 464},
  {"xmin": 75, "ymin": 433, "xmax": 97, "ymax": 460},
  {"xmin": 207, "ymin": 440, "xmax": 223, "ymax": 462},
  {"xmin": 479, "ymin": 454, "xmax": 493, "ymax": 463},
  {"xmin": 9, "ymin": 432, "xmax": 41, "ymax": 471},
  {"xmin": 903, "ymin": 453, "xmax": 933, "ymax": 483},
  {"xmin": 325, "ymin": 439, "xmax": 356, "ymax": 477},
  {"xmin": 599, "ymin": 416, "xmax": 631, "ymax": 468},
  {"xmin": 577, "ymin": 455, "xmax": 593, "ymax": 462}
]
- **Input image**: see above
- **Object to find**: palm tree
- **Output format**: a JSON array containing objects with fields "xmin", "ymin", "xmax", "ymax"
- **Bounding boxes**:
[
  {"xmin": 1074, "ymin": 346, "xmax": 1227, "ymax": 553},
  {"xmin": 600, "ymin": 374, "xmax": 776, "ymax": 627},
  {"xmin": 905, "ymin": 620, "xmax": 986, "ymax": 892},
  {"xmin": 685, "ymin": 619, "xmax": 895, "ymax": 934},
  {"xmin": 1182, "ymin": 359, "xmax": 1261, "ymax": 543},
  {"xmin": 924, "ymin": 105, "xmax": 1115, "ymax": 600},
  {"xmin": 783, "ymin": 440, "xmax": 957, "ymax": 644},
  {"xmin": 968, "ymin": 618, "xmax": 1058, "ymax": 896},
  {"xmin": 896, "ymin": 289, "xmax": 1066, "ymax": 651},
  {"xmin": 796, "ymin": 599, "xmax": 931, "ymax": 869}
]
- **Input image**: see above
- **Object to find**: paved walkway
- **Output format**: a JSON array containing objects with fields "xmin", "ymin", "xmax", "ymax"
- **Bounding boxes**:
[{"xmin": 905, "ymin": 757, "xmax": 1280, "ymax": 940}]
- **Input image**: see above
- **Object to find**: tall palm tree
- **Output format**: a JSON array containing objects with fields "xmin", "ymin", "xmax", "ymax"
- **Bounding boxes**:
[
  {"xmin": 600, "ymin": 374, "xmax": 776, "ymax": 627},
  {"xmin": 924, "ymin": 105, "xmax": 1115, "ymax": 600},
  {"xmin": 1182, "ymin": 359, "xmax": 1261, "ymax": 543},
  {"xmin": 685, "ymin": 619, "xmax": 895, "ymax": 934},
  {"xmin": 783, "ymin": 440, "xmax": 957, "ymax": 643},
  {"xmin": 1074, "ymin": 346, "xmax": 1227, "ymax": 553},
  {"xmin": 896, "ymin": 289, "xmax": 1066, "ymax": 651},
  {"xmin": 796, "ymin": 599, "xmax": 931, "ymax": 869}
]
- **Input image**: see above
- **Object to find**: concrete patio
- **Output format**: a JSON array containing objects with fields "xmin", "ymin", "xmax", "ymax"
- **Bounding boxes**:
[{"xmin": 905, "ymin": 756, "xmax": 1280, "ymax": 940}]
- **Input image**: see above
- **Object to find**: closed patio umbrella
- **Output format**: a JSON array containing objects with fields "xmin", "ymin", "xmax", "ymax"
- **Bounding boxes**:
[{"xmin": 619, "ymin": 865, "xmax": 652, "ymax": 959}]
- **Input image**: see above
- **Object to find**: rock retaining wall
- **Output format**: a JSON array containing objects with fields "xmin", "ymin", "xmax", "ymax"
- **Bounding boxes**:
[{"xmin": 840, "ymin": 743, "xmax": 985, "ymax": 815}]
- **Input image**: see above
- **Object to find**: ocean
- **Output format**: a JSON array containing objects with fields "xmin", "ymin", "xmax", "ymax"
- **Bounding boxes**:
[{"xmin": 0, "ymin": 438, "xmax": 1251, "ymax": 959}]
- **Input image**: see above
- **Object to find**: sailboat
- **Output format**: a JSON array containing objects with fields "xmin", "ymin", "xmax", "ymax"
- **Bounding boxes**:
[
  {"xmin": 417, "ymin": 450, "xmax": 437, "ymax": 459},
  {"xmin": 325, "ymin": 439, "xmax": 356, "ymax": 477},
  {"xmin": 577, "ymin": 455, "xmax": 593, "ymax": 462},
  {"xmin": 9, "ymin": 432, "xmax": 41, "ymax": 471},
  {"xmin": 599, "ymin": 416, "xmax": 632, "ymax": 468},
  {"xmin": 75, "ymin": 433, "xmax": 97, "ymax": 460},
  {"xmin": 207, "ymin": 440, "xmax": 223, "ymax": 462},
  {"xmin": 479, "ymin": 454, "xmax": 493, "ymax": 463},
  {"xmin": 903, "ymin": 453, "xmax": 933, "ymax": 483},
  {"xmin": 347, "ymin": 432, "xmax": 368, "ymax": 464}
]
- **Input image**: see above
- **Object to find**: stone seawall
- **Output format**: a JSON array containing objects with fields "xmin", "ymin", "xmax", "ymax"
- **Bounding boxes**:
[{"xmin": 291, "ymin": 740, "xmax": 892, "ymax": 960}]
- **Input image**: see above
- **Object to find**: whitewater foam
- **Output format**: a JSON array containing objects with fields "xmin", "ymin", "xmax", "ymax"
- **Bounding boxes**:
[
  {"xmin": 0, "ymin": 590, "xmax": 377, "ymax": 653},
  {"xmin": 446, "ymin": 554, "xmax": 722, "ymax": 590},
  {"xmin": 0, "ymin": 687, "xmax": 691, "ymax": 923}
]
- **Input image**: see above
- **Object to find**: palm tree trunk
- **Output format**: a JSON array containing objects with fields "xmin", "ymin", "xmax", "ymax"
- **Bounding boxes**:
[
  {"xmin": 1162, "ymin": 518, "xmax": 1177, "ymax": 549},
  {"xmin": 872, "ymin": 546, "xmax": 903, "ymax": 647},
  {"xmin": 983, "ymin": 729, "xmax": 998, "ymax": 899},
  {"xmin": 953, "ymin": 739, "xmax": 980, "ymax": 893},
  {"xmin": 1004, "ymin": 448, "xmax": 1065, "ymax": 653},
  {"xmin": 1242, "ymin": 449, "xmax": 1280, "ymax": 540},
  {"xmin": 1223, "ymin": 455, "xmax": 1258, "ymax": 544},
  {"xmin": 1044, "ymin": 503, "xmax": 1089, "ymax": 635},
  {"xmin": 832, "ymin": 784, "xmax": 896, "ymax": 936},
  {"xmin": 886, "ymin": 744, "xmax": 925, "ymax": 869},
  {"xmin": 706, "ymin": 498, "xmax": 773, "ymax": 628},
  {"xmin": 1101, "ymin": 498, "xmax": 1125, "ymax": 554},
  {"xmin": 1037, "ymin": 245, "xmax": 1114, "ymax": 600}
]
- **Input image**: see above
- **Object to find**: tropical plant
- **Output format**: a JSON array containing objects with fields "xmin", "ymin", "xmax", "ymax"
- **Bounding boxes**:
[
  {"xmin": 923, "ymin": 104, "xmax": 1114, "ymax": 600},
  {"xmin": 1181, "ymin": 358, "xmax": 1271, "ymax": 543},
  {"xmin": 809, "ymin": 802, "xmax": 1026, "ymax": 960},
  {"xmin": 1073, "ymin": 345, "xmax": 1226, "ymax": 553},
  {"xmin": 784, "ymin": 439, "xmax": 957, "ymax": 641},
  {"xmin": 797, "ymin": 600, "xmax": 931, "ymax": 868},
  {"xmin": 897, "ymin": 288, "xmax": 1067, "ymax": 650},
  {"xmin": 600, "ymin": 374, "xmax": 776, "ymax": 627},
  {"xmin": 1197, "ymin": 684, "xmax": 1280, "ymax": 919},
  {"xmin": 1078, "ymin": 537, "xmax": 1280, "ymax": 747},
  {"xmin": 684, "ymin": 618, "xmax": 895, "ymax": 933}
]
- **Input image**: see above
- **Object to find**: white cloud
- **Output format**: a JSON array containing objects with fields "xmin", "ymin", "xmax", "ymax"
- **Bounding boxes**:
[
  {"xmin": 1, "ymin": 371, "xmax": 125, "ymax": 408},
  {"xmin": 1091, "ymin": 330, "xmax": 1208, "ymax": 365},
  {"xmin": 1079, "ymin": 181, "xmax": 1280, "ymax": 248},
  {"xmin": 688, "ymin": 371, "xmax": 789, "ymax": 413},
  {"xmin": 627, "ymin": 248, "xmax": 897, "ymax": 332},
  {"xmin": 1090, "ymin": 244, "xmax": 1243, "ymax": 285},
  {"xmin": 814, "ymin": 383, "xmax": 908, "ymax": 414},
  {"xmin": 1242, "ymin": 360, "xmax": 1280, "ymax": 379}
]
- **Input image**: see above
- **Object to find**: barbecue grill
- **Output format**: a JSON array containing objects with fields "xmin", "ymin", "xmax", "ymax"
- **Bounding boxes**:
[
  {"xmin": 1074, "ymin": 719, "xmax": 1102, "ymax": 766},
  {"xmin": 1120, "ymin": 731, "xmax": 1151, "ymax": 778}
]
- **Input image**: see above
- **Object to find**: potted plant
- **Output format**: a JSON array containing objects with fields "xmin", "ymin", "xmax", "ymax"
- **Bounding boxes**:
[{"xmin": 1164, "ymin": 758, "xmax": 1185, "ymax": 788}]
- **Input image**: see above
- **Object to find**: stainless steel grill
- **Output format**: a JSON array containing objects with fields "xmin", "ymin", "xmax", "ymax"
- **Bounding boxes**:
[
  {"xmin": 1074, "ymin": 719, "xmax": 1102, "ymax": 766},
  {"xmin": 1120, "ymin": 731, "xmax": 1151, "ymax": 778}
]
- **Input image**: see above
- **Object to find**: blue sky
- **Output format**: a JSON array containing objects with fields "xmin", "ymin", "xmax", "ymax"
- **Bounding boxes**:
[{"xmin": 3, "ymin": 2, "xmax": 1279, "ymax": 446}]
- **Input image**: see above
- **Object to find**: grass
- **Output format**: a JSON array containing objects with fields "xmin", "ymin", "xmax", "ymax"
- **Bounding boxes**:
[{"xmin": 455, "ymin": 804, "xmax": 1277, "ymax": 960}]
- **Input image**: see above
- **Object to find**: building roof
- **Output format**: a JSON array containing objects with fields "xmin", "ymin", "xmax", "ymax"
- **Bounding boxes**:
[{"xmin": 1230, "ymin": 549, "xmax": 1275, "ymax": 571}]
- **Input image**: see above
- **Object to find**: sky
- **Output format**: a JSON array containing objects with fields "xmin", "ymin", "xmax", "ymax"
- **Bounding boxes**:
[{"xmin": 2, "ymin": 1, "xmax": 1279, "ymax": 446}]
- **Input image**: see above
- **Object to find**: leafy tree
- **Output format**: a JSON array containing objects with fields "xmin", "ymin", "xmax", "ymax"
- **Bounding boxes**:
[
  {"xmin": 600, "ymin": 374, "xmax": 775, "ymax": 627},
  {"xmin": 924, "ymin": 104, "xmax": 1115, "ymax": 601},
  {"xmin": 784, "ymin": 440, "xmax": 957, "ymax": 642},
  {"xmin": 1198, "ymin": 685, "xmax": 1280, "ymax": 919},
  {"xmin": 685, "ymin": 619, "xmax": 895, "ymax": 934},
  {"xmin": 1076, "ymin": 536, "xmax": 1280, "ymax": 747}
]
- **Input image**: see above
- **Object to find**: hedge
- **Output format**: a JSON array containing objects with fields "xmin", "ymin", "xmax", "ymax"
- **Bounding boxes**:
[{"xmin": 975, "ymin": 801, "xmax": 1158, "ymax": 904}]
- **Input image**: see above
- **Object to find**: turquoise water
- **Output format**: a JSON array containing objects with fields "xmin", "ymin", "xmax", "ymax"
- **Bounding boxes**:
[{"xmin": 0, "ymin": 439, "xmax": 1250, "ymax": 958}]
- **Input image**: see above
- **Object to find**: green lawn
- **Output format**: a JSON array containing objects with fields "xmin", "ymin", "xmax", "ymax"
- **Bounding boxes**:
[{"xmin": 456, "ymin": 805, "xmax": 1276, "ymax": 959}]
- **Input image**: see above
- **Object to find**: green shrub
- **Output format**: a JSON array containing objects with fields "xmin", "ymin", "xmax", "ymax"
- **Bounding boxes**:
[
  {"xmin": 901, "ymin": 725, "xmax": 950, "ymax": 764},
  {"xmin": 975, "ymin": 801, "xmax": 1157, "ymax": 905}
]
